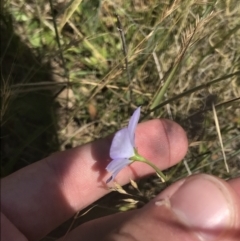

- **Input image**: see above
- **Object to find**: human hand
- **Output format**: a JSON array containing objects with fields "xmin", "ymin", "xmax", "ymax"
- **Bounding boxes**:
[{"xmin": 1, "ymin": 119, "xmax": 240, "ymax": 241}]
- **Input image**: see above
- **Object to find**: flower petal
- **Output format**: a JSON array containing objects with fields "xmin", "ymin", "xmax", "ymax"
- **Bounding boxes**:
[
  {"xmin": 128, "ymin": 107, "xmax": 141, "ymax": 146},
  {"xmin": 110, "ymin": 127, "xmax": 134, "ymax": 159},
  {"xmin": 106, "ymin": 158, "xmax": 131, "ymax": 183}
]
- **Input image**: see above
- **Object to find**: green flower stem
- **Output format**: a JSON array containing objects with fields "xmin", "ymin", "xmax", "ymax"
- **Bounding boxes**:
[{"xmin": 131, "ymin": 153, "xmax": 167, "ymax": 182}]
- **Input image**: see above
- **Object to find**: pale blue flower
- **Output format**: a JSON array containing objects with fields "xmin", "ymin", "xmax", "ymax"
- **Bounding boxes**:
[{"xmin": 106, "ymin": 107, "xmax": 141, "ymax": 183}]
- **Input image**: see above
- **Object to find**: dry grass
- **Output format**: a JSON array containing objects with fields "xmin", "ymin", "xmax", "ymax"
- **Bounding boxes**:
[{"xmin": 1, "ymin": 0, "xmax": 240, "ymax": 239}]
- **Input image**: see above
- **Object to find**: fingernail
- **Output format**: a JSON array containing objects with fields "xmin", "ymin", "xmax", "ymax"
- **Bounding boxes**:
[{"xmin": 161, "ymin": 174, "xmax": 237, "ymax": 241}]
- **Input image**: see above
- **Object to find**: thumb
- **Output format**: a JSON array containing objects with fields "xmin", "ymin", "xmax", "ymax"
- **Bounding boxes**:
[
  {"xmin": 154, "ymin": 174, "xmax": 240, "ymax": 241},
  {"xmin": 60, "ymin": 174, "xmax": 240, "ymax": 241}
]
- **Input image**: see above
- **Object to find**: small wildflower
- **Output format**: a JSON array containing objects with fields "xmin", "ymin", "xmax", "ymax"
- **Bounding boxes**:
[{"xmin": 106, "ymin": 107, "xmax": 141, "ymax": 183}]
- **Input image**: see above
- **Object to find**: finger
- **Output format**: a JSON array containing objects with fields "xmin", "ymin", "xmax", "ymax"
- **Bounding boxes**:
[
  {"xmin": 60, "ymin": 174, "xmax": 240, "ymax": 241},
  {"xmin": 1, "ymin": 119, "xmax": 188, "ymax": 241},
  {"xmin": 1, "ymin": 213, "xmax": 27, "ymax": 241},
  {"xmin": 228, "ymin": 178, "xmax": 240, "ymax": 198}
]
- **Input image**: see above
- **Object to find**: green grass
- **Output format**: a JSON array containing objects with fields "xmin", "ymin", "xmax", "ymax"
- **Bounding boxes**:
[{"xmin": 1, "ymin": 0, "xmax": 240, "ymax": 239}]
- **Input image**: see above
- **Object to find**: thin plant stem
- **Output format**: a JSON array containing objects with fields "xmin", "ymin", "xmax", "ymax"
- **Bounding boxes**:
[
  {"xmin": 115, "ymin": 14, "xmax": 132, "ymax": 103},
  {"xmin": 131, "ymin": 154, "xmax": 167, "ymax": 182}
]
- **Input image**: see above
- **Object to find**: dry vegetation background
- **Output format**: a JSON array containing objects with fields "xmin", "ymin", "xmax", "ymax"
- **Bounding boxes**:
[{"xmin": 1, "ymin": 0, "xmax": 240, "ymax": 239}]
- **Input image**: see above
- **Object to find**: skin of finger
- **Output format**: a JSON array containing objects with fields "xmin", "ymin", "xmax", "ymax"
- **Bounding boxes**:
[
  {"xmin": 157, "ymin": 175, "xmax": 240, "ymax": 240},
  {"xmin": 1, "ymin": 213, "xmax": 28, "ymax": 241},
  {"xmin": 58, "ymin": 177, "xmax": 240, "ymax": 241},
  {"xmin": 228, "ymin": 178, "xmax": 240, "ymax": 198},
  {"xmin": 58, "ymin": 196, "xmax": 200, "ymax": 241},
  {"xmin": 1, "ymin": 119, "xmax": 188, "ymax": 241},
  {"xmin": 103, "ymin": 201, "xmax": 201, "ymax": 241}
]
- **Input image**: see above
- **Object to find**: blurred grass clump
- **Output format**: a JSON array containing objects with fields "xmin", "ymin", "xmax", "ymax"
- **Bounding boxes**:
[{"xmin": 1, "ymin": 0, "xmax": 240, "ymax": 238}]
